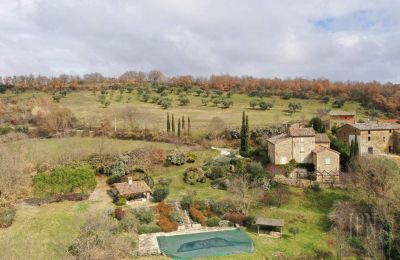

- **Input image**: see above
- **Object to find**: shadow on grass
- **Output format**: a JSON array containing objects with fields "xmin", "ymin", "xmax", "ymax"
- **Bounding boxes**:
[{"xmin": 302, "ymin": 189, "xmax": 351, "ymax": 214}]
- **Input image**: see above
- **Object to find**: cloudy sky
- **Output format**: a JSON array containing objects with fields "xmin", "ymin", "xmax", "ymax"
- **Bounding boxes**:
[{"xmin": 1, "ymin": 0, "xmax": 400, "ymax": 82}]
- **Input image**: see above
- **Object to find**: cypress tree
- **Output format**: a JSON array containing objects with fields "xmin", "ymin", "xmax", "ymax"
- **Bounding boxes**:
[
  {"xmin": 167, "ymin": 112, "xmax": 170, "ymax": 133},
  {"xmin": 240, "ymin": 111, "xmax": 246, "ymax": 152},
  {"xmin": 354, "ymin": 135, "xmax": 359, "ymax": 156},
  {"xmin": 245, "ymin": 115, "xmax": 250, "ymax": 152},
  {"xmin": 178, "ymin": 119, "xmax": 181, "ymax": 137},
  {"xmin": 182, "ymin": 115, "xmax": 185, "ymax": 131},
  {"xmin": 172, "ymin": 114, "xmax": 175, "ymax": 133},
  {"xmin": 188, "ymin": 117, "xmax": 191, "ymax": 135},
  {"xmin": 350, "ymin": 139, "xmax": 354, "ymax": 158}
]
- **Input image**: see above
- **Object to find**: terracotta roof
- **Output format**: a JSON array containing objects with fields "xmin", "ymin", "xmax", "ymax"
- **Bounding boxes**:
[
  {"xmin": 267, "ymin": 134, "xmax": 290, "ymax": 144},
  {"xmin": 113, "ymin": 181, "xmax": 151, "ymax": 197},
  {"xmin": 312, "ymin": 145, "xmax": 340, "ymax": 154},
  {"xmin": 315, "ymin": 133, "xmax": 330, "ymax": 143},
  {"xmin": 348, "ymin": 122, "xmax": 400, "ymax": 131},
  {"xmin": 329, "ymin": 111, "xmax": 356, "ymax": 116},
  {"xmin": 289, "ymin": 127, "xmax": 315, "ymax": 137},
  {"xmin": 255, "ymin": 217, "xmax": 284, "ymax": 227}
]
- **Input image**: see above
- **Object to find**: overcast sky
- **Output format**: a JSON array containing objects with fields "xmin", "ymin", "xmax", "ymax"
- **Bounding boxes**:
[{"xmin": 1, "ymin": 0, "xmax": 400, "ymax": 82}]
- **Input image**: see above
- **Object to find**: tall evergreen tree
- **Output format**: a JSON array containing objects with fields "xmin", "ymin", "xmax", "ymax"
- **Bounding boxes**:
[
  {"xmin": 245, "ymin": 115, "xmax": 250, "ymax": 152},
  {"xmin": 178, "ymin": 119, "xmax": 181, "ymax": 137},
  {"xmin": 172, "ymin": 114, "xmax": 175, "ymax": 133},
  {"xmin": 188, "ymin": 117, "xmax": 191, "ymax": 135},
  {"xmin": 182, "ymin": 115, "xmax": 185, "ymax": 131},
  {"xmin": 167, "ymin": 112, "xmax": 170, "ymax": 133},
  {"xmin": 354, "ymin": 135, "xmax": 359, "ymax": 156},
  {"xmin": 240, "ymin": 111, "xmax": 246, "ymax": 152}
]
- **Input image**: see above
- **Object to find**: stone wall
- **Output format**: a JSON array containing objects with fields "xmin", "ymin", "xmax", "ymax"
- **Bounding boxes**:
[
  {"xmin": 313, "ymin": 150, "xmax": 340, "ymax": 172},
  {"xmin": 274, "ymin": 138, "xmax": 293, "ymax": 164},
  {"xmin": 292, "ymin": 136, "xmax": 314, "ymax": 163}
]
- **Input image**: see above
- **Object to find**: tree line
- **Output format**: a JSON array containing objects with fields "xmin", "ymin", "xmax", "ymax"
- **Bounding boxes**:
[{"xmin": 1, "ymin": 71, "xmax": 399, "ymax": 114}]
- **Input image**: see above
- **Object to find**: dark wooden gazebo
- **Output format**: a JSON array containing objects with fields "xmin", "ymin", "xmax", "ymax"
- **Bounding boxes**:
[{"xmin": 255, "ymin": 217, "xmax": 284, "ymax": 235}]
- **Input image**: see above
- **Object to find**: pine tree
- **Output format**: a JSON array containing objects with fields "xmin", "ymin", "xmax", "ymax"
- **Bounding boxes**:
[
  {"xmin": 172, "ymin": 114, "xmax": 175, "ymax": 134},
  {"xmin": 167, "ymin": 112, "xmax": 170, "ymax": 133},
  {"xmin": 182, "ymin": 115, "xmax": 185, "ymax": 131},
  {"xmin": 188, "ymin": 117, "xmax": 191, "ymax": 135},
  {"xmin": 354, "ymin": 135, "xmax": 359, "ymax": 156},
  {"xmin": 240, "ymin": 111, "xmax": 246, "ymax": 152},
  {"xmin": 178, "ymin": 119, "xmax": 181, "ymax": 137},
  {"xmin": 245, "ymin": 115, "xmax": 250, "ymax": 152}
]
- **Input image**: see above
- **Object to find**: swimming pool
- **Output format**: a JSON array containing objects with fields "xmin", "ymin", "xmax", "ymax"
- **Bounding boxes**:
[{"xmin": 157, "ymin": 229, "xmax": 254, "ymax": 259}]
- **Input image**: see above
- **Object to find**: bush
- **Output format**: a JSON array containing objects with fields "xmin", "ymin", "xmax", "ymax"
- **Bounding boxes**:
[
  {"xmin": 114, "ymin": 207, "xmax": 126, "ymax": 221},
  {"xmin": 180, "ymin": 193, "xmax": 195, "ymax": 210},
  {"xmin": 115, "ymin": 197, "xmax": 127, "ymax": 206},
  {"xmin": 158, "ymin": 215, "xmax": 178, "ymax": 232},
  {"xmin": 0, "ymin": 125, "xmax": 13, "ymax": 135},
  {"xmin": 259, "ymin": 101, "xmax": 273, "ymax": 110},
  {"xmin": 206, "ymin": 216, "xmax": 221, "ymax": 227},
  {"xmin": 15, "ymin": 125, "xmax": 29, "ymax": 133},
  {"xmin": 166, "ymin": 151, "xmax": 186, "ymax": 165},
  {"xmin": 106, "ymin": 174, "xmax": 122, "ymax": 185},
  {"xmin": 119, "ymin": 212, "xmax": 138, "ymax": 232},
  {"xmin": 261, "ymin": 186, "xmax": 290, "ymax": 207},
  {"xmin": 33, "ymin": 165, "xmax": 97, "ymax": 197},
  {"xmin": 189, "ymin": 207, "xmax": 206, "ymax": 225},
  {"xmin": 247, "ymin": 161, "xmax": 265, "ymax": 181},
  {"xmin": 283, "ymin": 159, "xmax": 297, "ymax": 177},
  {"xmin": 183, "ymin": 167, "xmax": 206, "ymax": 185},
  {"xmin": 156, "ymin": 201, "xmax": 173, "ymax": 217},
  {"xmin": 206, "ymin": 165, "xmax": 228, "ymax": 180},
  {"xmin": 178, "ymin": 95, "xmax": 190, "ymax": 106},
  {"xmin": 186, "ymin": 152, "xmax": 197, "ymax": 163},
  {"xmin": 0, "ymin": 208, "xmax": 16, "ymax": 228},
  {"xmin": 137, "ymin": 223, "xmax": 161, "ymax": 234},
  {"xmin": 223, "ymin": 212, "xmax": 247, "ymax": 226},
  {"xmin": 134, "ymin": 207, "xmax": 154, "ymax": 224},
  {"xmin": 309, "ymin": 182, "xmax": 322, "ymax": 192},
  {"xmin": 152, "ymin": 186, "xmax": 169, "ymax": 202}
]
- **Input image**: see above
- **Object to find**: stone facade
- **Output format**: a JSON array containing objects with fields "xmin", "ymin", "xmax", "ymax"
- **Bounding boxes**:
[
  {"xmin": 329, "ymin": 111, "xmax": 356, "ymax": 129},
  {"xmin": 395, "ymin": 130, "xmax": 400, "ymax": 154},
  {"xmin": 336, "ymin": 123, "xmax": 400, "ymax": 155},
  {"xmin": 267, "ymin": 127, "xmax": 339, "ymax": 173}
]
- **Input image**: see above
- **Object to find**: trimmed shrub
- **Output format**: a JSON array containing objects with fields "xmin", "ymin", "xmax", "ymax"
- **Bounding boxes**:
[
  {"xmin": 115, "ymin": 197, "xmax": 127, "ymax": 206},
  {"xmin": 106, "ymin": 174, "xmax": 121, "ymax": 185},
  {"xmin": 137, "ymin": 223, "xmax": 161, "ymax": 234},
  {"xmin": 0, "ymin": 208, "xmax": 16, "ymax": 228},
  {"xmin": 166, "ymin": 151, "xmax": 186, "ymax": 165},
  {"xmin": 189, "ymin": 207, "xmax": 206, "ymax": 226},
  {"xmin": 183, "ymin": 167, "xmax": 206, "ymax": 185},
  {"xmin": 156, "ymin": 201, "xmax": 173, "ymax": 218},
  {"xmin": 206, "ymin": 217, "xmax": 221, "ymax": 227},
  {"xmin": 152, "ymin": 186, "xmax": 169, "ymax": 202},
  {"xmin": 119, "ymin": 213, "xmax": 138, "ymax": 232},
  {"xmin": 180, "ymin": 193, "xmax": 195, "ymax": 210},
  {"xmin": 158, "ymin": 215, "xmax": 178, "ymax": 232},
  {"xmin": 186, "ymin": 152, "xmax": 197, "ymax": 163},
  {"xmin": 134, "ymin": 207, "xmax": 154, "ymax": 224}
]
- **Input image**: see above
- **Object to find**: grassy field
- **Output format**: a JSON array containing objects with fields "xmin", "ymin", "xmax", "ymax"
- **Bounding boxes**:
[
  {"xmin": 0, "ymin": 90, "xmax": 369, "ymax": 133},
  {"xmin": 3, "ymin": 137, "xmax": 182, "ymax": 166}
]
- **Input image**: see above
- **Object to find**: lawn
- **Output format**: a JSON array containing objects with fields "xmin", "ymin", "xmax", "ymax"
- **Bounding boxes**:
[{"xmin": 0, "ymin": 90, "xmax": 369, "ymax": 133}]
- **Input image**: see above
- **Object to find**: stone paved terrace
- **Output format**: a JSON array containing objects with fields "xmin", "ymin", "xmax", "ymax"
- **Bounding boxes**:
[{"xmin": 138, "ymin": 226, "xmax": 237, "ymax": 257}]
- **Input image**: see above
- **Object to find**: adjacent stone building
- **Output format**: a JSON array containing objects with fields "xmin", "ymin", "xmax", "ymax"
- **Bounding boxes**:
[
  {"xmin": 329, "ymin": 111, "xmax": 356, "ymax": 129},
  {"xmin": 267, "ymin": 125, "xmax": 340, "ymax": 173},
  {"xmin": 335, "ymin": 122, "xmax": 400, "ymax": 155}
]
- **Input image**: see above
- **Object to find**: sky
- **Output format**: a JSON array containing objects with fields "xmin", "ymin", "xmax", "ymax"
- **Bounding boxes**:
[{"xmin": 0, "ymin": 0, "xmax": 400, "ymax": 82}]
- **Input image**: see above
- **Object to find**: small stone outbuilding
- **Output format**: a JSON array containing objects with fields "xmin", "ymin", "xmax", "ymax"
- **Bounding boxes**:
[{"xmin": 113, "ymin": 179, "xmax": 152, "ymax": 202}]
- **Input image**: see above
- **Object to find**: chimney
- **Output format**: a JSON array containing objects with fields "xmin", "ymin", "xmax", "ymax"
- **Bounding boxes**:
[{"xmin": 128, "ymin": 177, "xmax": 133, "ymax": 185}]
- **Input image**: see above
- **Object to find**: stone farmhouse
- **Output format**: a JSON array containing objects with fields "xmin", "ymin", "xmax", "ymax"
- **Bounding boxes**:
[
  {"xmin": 336, "ymin": 122, "xmax": 400, "ymax": 155},
  {"xmin": 329, "ymin": 111, "xmax": 356, "ymax": 129},
  {"xmin": 267, "ymin": 125, "xmax": 340, "ymax": 173}
]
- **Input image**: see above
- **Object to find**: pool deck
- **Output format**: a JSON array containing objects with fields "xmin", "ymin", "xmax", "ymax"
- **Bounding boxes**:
[{"xmin": 138, "ymin": 226, "xmax": 237, "ymax": 257}]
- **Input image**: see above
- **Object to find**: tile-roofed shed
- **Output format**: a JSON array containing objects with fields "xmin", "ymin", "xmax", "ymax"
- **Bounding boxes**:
[
  {"xmin": 289, "ymin": 127, "xmax": 315, "ymax": 137},
  {"xmin": 255, "ymin": 217, "xmax": 284, "ymax": 227},
  {"xmin": 329, "ymin": 111, "xmax": 356, "ymax": 116},
  {"xmin": 315, "ymin": 133, "xmax": 330, "ymax": 143},
  {"xmin": 349, "ymin": 123, "xmax": 400, "ymax": 131},
  {"xmin": 113, "ymin": 181, "xmax": 152, "ymax": 197}
]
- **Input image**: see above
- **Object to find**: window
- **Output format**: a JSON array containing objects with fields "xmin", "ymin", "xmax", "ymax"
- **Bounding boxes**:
[
  {"xmin": 300, "ymin": 138, "xmax": 304, "ymax": 143},
  {"xmin": 325, "ymin": 158, "xmax": 331, "ymax": 165},
  {"xmin": 389, "ymin": 130, "xmax": 392, "ymax": 133},
  {"xmin": 383, "ymin": 136, "xmax": 386, "ymax": 141},
  {"xmin": 368, "ymin": 137, "xmax": 371, "ymax": 141},
  {"xmin": 280, "ymin": 157, "xmax": 287, "ymax": 164},
  {"xmin": 300, "ymin": 147, "xmax": 305, "ymax": 153},
  {"xmin": 368, "ymin": 130, "xmax": 371, "ymax": 134},
  {"xmin": 389, "ymin": 146, "xmax": 392, "ymax": 153}
]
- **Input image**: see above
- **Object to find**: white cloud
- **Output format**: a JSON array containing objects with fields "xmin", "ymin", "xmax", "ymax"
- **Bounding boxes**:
[{"xmin": 0, "ymin": 0, "xmax": 399, "ymax": 82}]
